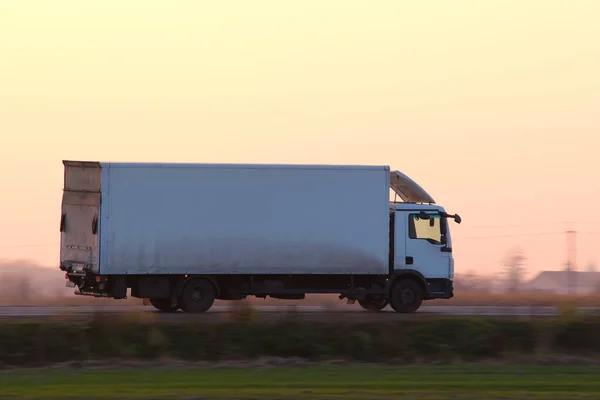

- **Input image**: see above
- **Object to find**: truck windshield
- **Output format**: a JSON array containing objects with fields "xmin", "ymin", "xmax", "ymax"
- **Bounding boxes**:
[{"xmin": 408, "ymin": 213, "xmax": 442, "ymax": 245}]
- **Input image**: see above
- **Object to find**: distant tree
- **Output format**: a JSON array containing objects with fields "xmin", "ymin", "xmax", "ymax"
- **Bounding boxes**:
[
  {"xmin": 454, "ymin": 270, "xmax": 493, "ymax": 293},
  {"xmin": 502, "ymin": 248, "xmax": 526, "ymax": 294},
  {"xmin": 586, "ymin": 262, "xmax": 597, "ymax": 273},
  {"xmin": 454, "ymin": 270, "xmax": 477, "ymax": 292}
]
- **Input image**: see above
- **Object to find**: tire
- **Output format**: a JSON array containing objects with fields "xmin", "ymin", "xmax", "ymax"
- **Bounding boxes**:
[
  {"xmin": 179, "ymin": 279, "xmax": 216, "ymax": 313},
  {"xmin": 389, "ymin": 279, "xmax": 424, "ymax": 313},
  {"xmin": 149, "ymin": 298, "xmax": 179, "ymax": 313},
  {"xmin": 358, "ymin": 297, "xmax": 389, "ymax": 311}
]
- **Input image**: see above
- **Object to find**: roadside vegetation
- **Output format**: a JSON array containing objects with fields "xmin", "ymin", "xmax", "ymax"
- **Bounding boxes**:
[{"xmin": 1, "ymin": 309, "xmax": 599, "ymax": 368}]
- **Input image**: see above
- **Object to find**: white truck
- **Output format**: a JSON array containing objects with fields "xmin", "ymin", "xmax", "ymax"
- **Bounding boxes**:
[{"xmin": 60, "ymin": 161, "xmax": 460, "ymax": 313}]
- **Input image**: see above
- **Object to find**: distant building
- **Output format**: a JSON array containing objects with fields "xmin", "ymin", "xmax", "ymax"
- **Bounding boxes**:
[{"xmin": 522, "ymin": 270, "xmax": 600, "ymax": 295}]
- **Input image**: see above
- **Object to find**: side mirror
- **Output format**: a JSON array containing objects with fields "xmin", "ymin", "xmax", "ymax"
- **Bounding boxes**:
[{"xmin": 454, "ymin": 214, "xmax": 462, "ymax": 224}]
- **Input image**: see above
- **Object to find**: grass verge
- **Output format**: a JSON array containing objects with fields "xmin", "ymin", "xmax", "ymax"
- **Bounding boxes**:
[{"xmin": 2, "ymin": 365, "xmax": 600, "ymax": 399}]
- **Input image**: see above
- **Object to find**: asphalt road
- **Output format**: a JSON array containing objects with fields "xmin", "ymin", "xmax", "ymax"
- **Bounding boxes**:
[{"xmin": 0, "ymin": 304, "xmax": 598, "ymax": 319}]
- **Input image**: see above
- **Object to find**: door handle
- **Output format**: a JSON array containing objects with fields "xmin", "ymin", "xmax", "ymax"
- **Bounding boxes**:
[{"xmin": 406, "ymin": 256, "xmax": 414, "ymax": 265}]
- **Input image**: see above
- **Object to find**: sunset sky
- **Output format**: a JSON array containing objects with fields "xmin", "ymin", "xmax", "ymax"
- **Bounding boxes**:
[{"xmin": 1, "ymin": 1, "xmax": 599, "ymax": 279}]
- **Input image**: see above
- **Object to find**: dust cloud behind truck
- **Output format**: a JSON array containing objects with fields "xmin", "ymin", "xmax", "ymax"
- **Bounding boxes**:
[{"xmin": 60, "ymin": 161, "xmax": 460, "ymax": 313}]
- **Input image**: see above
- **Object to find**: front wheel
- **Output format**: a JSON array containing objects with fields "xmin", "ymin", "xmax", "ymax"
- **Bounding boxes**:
[
  {"xmin": 389, "ymin": 279, "xmax": 423, "ymax": 313},
  {"xmin": 358, "ymin": 297, "xmax": 389, "ymax": 311},
  {"xmin": 149, "ymin": 298, "xmax": 179, "ymax": 313}
]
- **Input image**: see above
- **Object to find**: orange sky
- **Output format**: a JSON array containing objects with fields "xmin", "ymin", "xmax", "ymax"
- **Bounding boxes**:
[{"xmin": 1, "ymin": 1, "xmax": 599, "ymax": 278}]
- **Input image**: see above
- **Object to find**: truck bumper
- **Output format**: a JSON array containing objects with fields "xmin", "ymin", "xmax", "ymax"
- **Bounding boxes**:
[
  {"xmin": 60, "ymin": 263, "xmax": 115, "ymax": 298},
  {"xmin": 426, "ymin": 278, "xmax": 454, "ymax": 299}
]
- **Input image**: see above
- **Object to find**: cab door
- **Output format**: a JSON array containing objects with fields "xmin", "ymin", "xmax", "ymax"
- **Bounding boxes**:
[{"xmin": 403, "ymin": 212, "xmax": 451, "ymax": 279}]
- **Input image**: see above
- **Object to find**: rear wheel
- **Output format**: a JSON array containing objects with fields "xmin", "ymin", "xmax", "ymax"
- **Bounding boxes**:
[
  {"xmin": 389, "ymin": 279, "xmax": 423, "ymax": 313},
  {"xmin": 180, "ymin": 279, "xmax": 216, "ymax": 313},
  {"xmin": 149, "ymin": 298, "xmax": 179, "ymax": 312},
  {"xmin": 358, "ymin": 297, "xmax": 388, "ymax": 311}
]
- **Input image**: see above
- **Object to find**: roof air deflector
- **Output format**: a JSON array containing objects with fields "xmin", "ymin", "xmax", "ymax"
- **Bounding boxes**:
[{"xmin": 390, "ymin": 170, "xmax": 435, "ymax": 204}]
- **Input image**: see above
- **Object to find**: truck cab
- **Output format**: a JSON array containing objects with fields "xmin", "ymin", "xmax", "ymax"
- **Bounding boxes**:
[
  {"xmin": 392, "ymin": 204, "xmax": 455, "ymax": 296},
  {"xmin": 375, "ymin": 170, "xmax": 460, "ymax": 312}
]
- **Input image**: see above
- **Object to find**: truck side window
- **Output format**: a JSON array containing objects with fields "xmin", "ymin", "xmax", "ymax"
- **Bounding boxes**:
[{"xmin": 408, "ymin": 214, "xmax": 442, "ymax": 245}]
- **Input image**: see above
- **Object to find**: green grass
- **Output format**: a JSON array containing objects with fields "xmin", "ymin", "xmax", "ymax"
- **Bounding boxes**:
[{"xmin": 2, "ymin": 365, "xmax": 600, "ymax": 399}]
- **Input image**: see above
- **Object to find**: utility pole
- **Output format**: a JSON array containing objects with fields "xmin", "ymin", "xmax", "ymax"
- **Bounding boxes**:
[{"xmin": 566, "ymin": 228, "xmax": 577, "ymax": 295}]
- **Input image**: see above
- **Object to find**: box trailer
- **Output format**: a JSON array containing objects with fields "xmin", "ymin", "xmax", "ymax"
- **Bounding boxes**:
[{"xmin": 60, "ymin": 161, "xmax": 460, "ymax": 313}]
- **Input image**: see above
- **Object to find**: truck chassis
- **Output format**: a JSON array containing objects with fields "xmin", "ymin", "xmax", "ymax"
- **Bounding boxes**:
[{"xmin": 62, "ymin": 268, "xmax": 453, "ymax": 313}]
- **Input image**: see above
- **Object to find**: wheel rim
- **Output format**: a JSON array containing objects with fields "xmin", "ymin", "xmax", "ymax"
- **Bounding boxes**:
[
  {"xmin": 401, "ymin": 288, "xmax": 415, "ymax": 304},
  {"xmin": 191, "ymin": 287, "xmax": 204, "ymax": 302}
]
